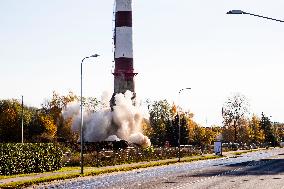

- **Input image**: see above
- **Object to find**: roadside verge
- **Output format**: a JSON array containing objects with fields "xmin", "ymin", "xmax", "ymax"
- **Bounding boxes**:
[{"xmin": 0, "ymin": 149, "xmax": 261, "ymax": 189}]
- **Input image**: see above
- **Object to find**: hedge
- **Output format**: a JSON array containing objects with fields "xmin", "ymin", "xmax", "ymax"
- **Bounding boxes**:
[{"xmin": 0, "ymin": 143, "xmax": 63, "ymax": 175}]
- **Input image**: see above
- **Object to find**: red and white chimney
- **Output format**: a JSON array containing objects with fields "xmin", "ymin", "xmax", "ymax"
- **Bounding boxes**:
[{"xmin": 111, "ymin": 0, "xmax": 137, "ymax": 107}]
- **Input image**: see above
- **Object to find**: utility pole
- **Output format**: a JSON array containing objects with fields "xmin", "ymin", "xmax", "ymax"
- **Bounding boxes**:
[{"xmin": 21, "ymin": 95, "xmax": 24, "ymax": 143}]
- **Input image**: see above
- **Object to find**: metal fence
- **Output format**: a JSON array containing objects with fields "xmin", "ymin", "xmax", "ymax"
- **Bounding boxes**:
[{"xmin": 61, "ymin": 144, "xmax": 214, "ymax": 167}]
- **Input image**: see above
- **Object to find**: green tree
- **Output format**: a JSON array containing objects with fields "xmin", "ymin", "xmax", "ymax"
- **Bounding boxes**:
[
  {"xmin": 165, "ymin": 112, "xmax": 190, "ymax": 147},
  {"xmin": 179, "ymin": 113, "xmax": 190, "ymax": 145},
  {"xmin": 165, "ymin": 115, "xmax": 178, "ymax": 146},
  {"xmin": 149, "ymin": 100, "xmax": 173, "ymax": 146},
  {"xmin": 260, "ymin": 112, "xmax": 275, "ymax": 145}
]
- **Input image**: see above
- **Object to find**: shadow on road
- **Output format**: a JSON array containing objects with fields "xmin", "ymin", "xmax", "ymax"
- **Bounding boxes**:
[{"xmin": 190, "ymin": 158, "xmax": 284, "ymax": 178}]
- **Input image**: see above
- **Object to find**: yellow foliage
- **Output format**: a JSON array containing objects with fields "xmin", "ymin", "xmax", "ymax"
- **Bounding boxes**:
[
  {"xmin": 39, "ymin": 114, "xmax": 57, "ymax": 138},
  {"xmin": 171, "ymin": 104, "xmax": 177, "ymax": 115}
]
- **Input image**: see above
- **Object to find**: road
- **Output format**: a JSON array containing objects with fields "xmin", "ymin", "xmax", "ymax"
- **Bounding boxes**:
[{"xmin": 31, "ymin": 148, "xmax": 284, "ymax": 189}]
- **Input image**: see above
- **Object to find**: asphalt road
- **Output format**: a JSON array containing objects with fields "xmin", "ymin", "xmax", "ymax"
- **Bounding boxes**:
[
  {"xmin": 141, "ymin": 151, "xmax": 284, "ymax": 189},
  {"xmin": 32, "ymin": 148, "xmax": 284, "ymax": 189}
]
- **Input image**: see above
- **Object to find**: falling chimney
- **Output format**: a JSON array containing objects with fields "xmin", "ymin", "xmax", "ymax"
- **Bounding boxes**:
[{"xmin": 111, "ymin": 0, "xmax": 137, "ymax": 108}]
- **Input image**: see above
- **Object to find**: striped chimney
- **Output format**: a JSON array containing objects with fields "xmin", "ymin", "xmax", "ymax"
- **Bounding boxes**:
[{"xmin": 111, "ymin": 0, "xmax": 137, "ymax": 107}]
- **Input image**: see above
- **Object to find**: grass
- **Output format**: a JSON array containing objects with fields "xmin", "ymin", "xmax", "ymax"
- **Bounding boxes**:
[
  {"xmin": 0, "ymin": 155, "xmax": 222, "ymax": 189},
  {"xmin": 1, "ymin": 148, "xmax": 269, "ymax": 188},
  {"xmin": 232, "ymin": 149, "xmax": 261, "ymax": 156},
  {"xmin": 0, "ymin": 167, "xmax": 81, "ymax": 180},
  {"xmin": 0, "ymin": 172, "xmax": 39, "ymax": 180}
]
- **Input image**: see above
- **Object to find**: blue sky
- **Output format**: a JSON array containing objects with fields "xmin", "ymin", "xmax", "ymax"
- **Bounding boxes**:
[{"xmin": 1, "ymin": 0, "xmax": 284, "ymax": 126}]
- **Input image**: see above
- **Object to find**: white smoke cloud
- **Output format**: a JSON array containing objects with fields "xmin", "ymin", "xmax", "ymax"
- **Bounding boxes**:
[
  {"xmin": 129, "ymin": 132, "xmax": 151, "ymax": 148},
  {"xmin": 105, "ymin": 135, "xmax": 121, "ymax": 141},
  {"xmin": 62, "ymin": 90, "xmax": 151, "ymax": 147},
  {"xmin": 62, "ymin": 102, "xmax": 81, "ymax": 132}
]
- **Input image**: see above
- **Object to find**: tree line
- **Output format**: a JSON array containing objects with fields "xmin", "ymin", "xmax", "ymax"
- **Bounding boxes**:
[
  {"xmin": 221, "ymin": 93, "xmax": 284, "ymax": 146},
  {"xmin": 0, "ymin": 92, "xmax": 283, "ymax": 147},
  {"xmin": 145, "ymin": 93, "xmax": 284, "ymax": 147},
  {"xmin": 0, "ymin": 91, "xmax": 97, "ymax": 143}
]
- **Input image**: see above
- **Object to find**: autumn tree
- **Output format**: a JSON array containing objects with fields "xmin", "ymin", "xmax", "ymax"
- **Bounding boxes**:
[
  {"xmin": 222, "ymin": 93, "xmax": 250, "ymax": 143},
  {"xmin": 237, "ymin": 118, "xmax": 251, "ymax": 144},
  {"xmin": 181, "ymin": 113, "xmax": 218, "ymax": 147},
  {"xmin": 191, "ymin": 125, "xmax": 218, "ymax": 148},
  {"xmin": 141, "ymin": 118, "xmax": 153, "ymax": 137},
  {"xmin": 275, "ymin": 123, "xmax": 284, "ymax": 143},
  {"xmin": 0, "ymin": 99, "xmax": 34, "ymax": 142},
  {"xmin": 186, "ymin": 114, "xmax": 198, "ymax": 144},
  {"xmin": 222, "ymin": 126, "xmax": 235, "ymax": 143},
  {"xmin": 41, "ymin": 91, "xmax": 77, "ymax": 142},
  {"xmin": 0, "ymin": 99, "xmax": 57, "ymax": 143},
  {"xmin": 0, "ymin": 99, "xmax": 22, "ymax": 142},
  {"xmin": 249, "ymin": 115, "xmax": 265, "ymax": 144},
  {"xmin": 41, "ymin": 91, "xmax": 99, "ymax": 142},
  {"xmin": 27, "ymin": 111, "xmax": 57, "ymax": 142},
  {"xmin": 191, "ymin": 126, "xmax": 206, "ymax": 146}
]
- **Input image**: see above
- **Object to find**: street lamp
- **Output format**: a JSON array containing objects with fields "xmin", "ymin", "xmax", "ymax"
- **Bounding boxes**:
[
  {"xmin": 80, "ymin": 54, "xmax": 99, "ymax": 174},
  {"xmin": 227, "ymin": 10, "xmax": 284, "ymax": 23},
  {"xmin": 178, "ymin": 87, "xmax": 191, "ymax": 162},
  {"xmin": 21, "ymin": 95, "xmax": 24, "ymax": 143},
  {"xmin": 272, "ymin": 121, "xmax": 276, "ymax": 148},
  {"xmin": 227, "ymin": 10, "xmax": 283, "ymax": 146},
  {"xmin": 270, "ymin": 116, "xmax": 277, "ymax": 148}
]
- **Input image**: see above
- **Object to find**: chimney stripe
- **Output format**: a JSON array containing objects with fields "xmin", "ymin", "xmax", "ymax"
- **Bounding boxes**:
[
  {"xmin": 115, "ymin": 0, "xmax": 132, "ymax": 12},
  {"xmin": 115, "ymin": 11, "xmax": 132, "ymax": 27},
  {"xmin": 115, "ymin": 27, "xmax": 133, "ymax": 58}
]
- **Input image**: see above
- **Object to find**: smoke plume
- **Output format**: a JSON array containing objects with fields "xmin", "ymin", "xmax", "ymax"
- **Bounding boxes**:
[{"xmin": 63, "ymin": 91, "xmax": 151, "ymax": 148}]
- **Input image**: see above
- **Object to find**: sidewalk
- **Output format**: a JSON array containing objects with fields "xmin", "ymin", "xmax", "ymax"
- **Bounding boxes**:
[{"xmin": 0, "ymin": 149, "xmax": 262, "ymax": 187}]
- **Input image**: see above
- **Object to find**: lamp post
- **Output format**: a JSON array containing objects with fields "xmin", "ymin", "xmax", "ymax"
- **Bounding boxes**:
[
  {"xmin": 80, "ymin": 54, "xmax": 99, "ymax": 174},
  {"xmin": 178, "ymin": 87, "xmax": 191, "ymax": 162},
  {"xmin": 21, "ymin": 95, "xmax": 24, "ymax": 143},
  {"xmin": 270, "ymin": 116, "xmax": 277, "ymax": 148},
  {"xmin": 227, "ymin": 10, "xmax": 283, "ymax": 147},
  {"xmin": 273, "ymin": 121, "xmax": 276, "ymax": 148},
  {"xmin": 227, "ymin": 10, "xmax": 284, "ymax": 23}
]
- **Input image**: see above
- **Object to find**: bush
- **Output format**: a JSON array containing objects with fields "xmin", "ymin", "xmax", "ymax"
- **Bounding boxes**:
[{"xmin": 0, "ymin": 143, "xmax": 63, "ymax": 175}]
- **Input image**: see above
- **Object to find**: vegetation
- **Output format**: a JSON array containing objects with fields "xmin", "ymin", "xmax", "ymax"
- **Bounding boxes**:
[
  {"xmin": 0, "ymin": 154, "xmax": 221, "ymax": 189},
  {"xmin": 1, "ymin": 91, "xmax": 282, "ymax": 147},
  {"xmin": 148, "ymin": 100, "xmax": 218, "ymax": 148},
  {"xmin": 0, "ymin": 91, "xmax": 98, "ymax": 143},
  {"xmin": 222, "ymin": 93, "xmax": 250, "ymax": 143},
  {"xmin": 0, "ymin": 91, "xmax": 283, "ymax": 177},
  {"xmin": 0, "ymin": 143, "xmax": 63, "ymax": 175}
]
